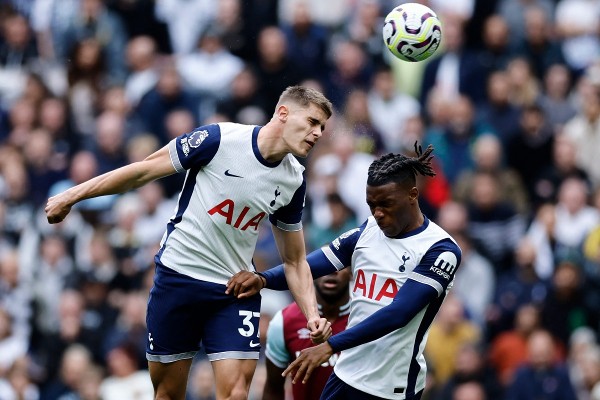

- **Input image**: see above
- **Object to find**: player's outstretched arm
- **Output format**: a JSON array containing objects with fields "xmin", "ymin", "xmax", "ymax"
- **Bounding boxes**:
[
  {"xmin": 272, "ymin": 227, "xmax": 331, "ymax": 343},
  {"xmin": 45, "ymin": 146, "xmax": 176, "ymax": 224},
  {"xmin": 225, "ymin": 248, "xmax": 338, "ymax": 297}
]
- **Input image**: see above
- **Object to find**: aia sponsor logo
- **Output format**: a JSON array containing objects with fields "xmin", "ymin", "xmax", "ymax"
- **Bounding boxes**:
[
  {"xmin": 208, "ymin": 199, "xmax": 265, "ymax": 231},
  {"xmin": 352, "ymin": 270, "xmax": 398, "ymax": 301}
]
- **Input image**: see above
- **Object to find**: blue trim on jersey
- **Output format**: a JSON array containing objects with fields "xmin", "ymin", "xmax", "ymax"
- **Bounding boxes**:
[
  {"xmin": 269, "ymin": 178, "xmax": 306, "ymax": 227},
  {"xmin": 252, "ymin": 126, "xmax": 281, "ymax": 168},
  {"xmin": 174, "ymin": 124, "xmax": 221, "ymax": 170},
  {"xmin": 406, "ymin": 293, "xmax": 446, "ymax": 395},
  {"xmin": 156, "ymin": 165, "xmax": 201, "ymax": 262},
  {"xmin": 392, "ymin": 215, "xmax": 429, "ymax": 239},
  {"xmin": 263, "ymin": 249, "xmax": 338, "ymax": 290},
  {"xmin": 326, "ymin": 279, "xmax": 438, "ymax": 354},
  {"xmin": 326, "ymin": 220, "xmax": 369, "ymax": 267},
  {"xmin": 411, "ymin": 238, "xmax": 462, "ymax": 292}
]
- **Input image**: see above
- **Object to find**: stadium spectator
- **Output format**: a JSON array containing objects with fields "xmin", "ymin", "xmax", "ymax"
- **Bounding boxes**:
[
  {"xmin": 486, "ymin": 238, "xmax": 547, "ymax": 337},
  {"xmin": 154, "ymin": 0, "xmax": 217, "ymax": 56},
  {"xmin": 419, "ymin": 16, "xmax": 487, "ymax": 107},
  {"xmin": 342, "ymin": 0, "xmax": 387, "ymax": 67},
  {"xmin": 450, "ymin": 232, "xmax": 496, "ymax": 329},
  {"xmin": 476, "ymin": 71, "xmax": 522, "ymax": 146},
  {"xmin": 66, "ymin": 38, "xmax": 107, "ymax": 140},
  {"xmin": 466, "ymin": 171, "xmax": 526, "ymax": 273},
  {"xmin": 426, "ymin": 295, "xmax": 481, "ymax": 385},
  {"xmin": 437, "ymin": 341, "xmax": 504, "ymax": 400},
  {"xmin": 562, "ymin": 78, "xmax": 600, "ymax": 187},
  {"xmin": 307, "ymin": 192, "xmax": 357, "ymax": 252},
  {"xmin": 555, "ymin": 0, "xmax": 600, "ymax": 73},
  {"xmin": 552, "ymin": 177, "xmax": 599, "ymax": 251},
  {"xmin": 476, "ymin": 14, "xmax": 512, "ymax": 76},
  {"xmin": 280, "ymin": 1, "xmax": 329, "ymax": 82},
  {"xmin": 538, "ymin": 63, "xmax": 577, "ymax": 135},
  {"xmin": 505, "ymin": 57, "xmax": 541, "ymax": 108},
  {"xmin": 532, "ymin": 132, "xmax": 590, "ymax": 207},
  {"xmin": 453, "ymin": 134, "xmax": 529, "ymax": 214},
  {"xmin": 41, "ymin": 344, "xmax": 97, "ymax": 399},
  {"xmin": 176, "ymin": 24, "xmax": 244, "ymax": 104},
  {"xmin": 134, "ymin": 61, "xmax": 200, "ymax": 145},
  {"xmin": 99, "ymin": 344, "xmax": 154, "ymax": 400},
  {"xmin": 540, "ymin": 259, "xmax": 598, "ymax": 348},
  {"xmin": 489, "ymin": 303, "xmax": 541, "ymax": 385},
  {"xmin": 54, "ymin": 0, "xmax": 128, "ymax": 84},
  {"xmin": 367, "ymin": 65, "xmax": 421, "ymax": 152},
  {"xmin": 323, "ymin": 38, "xmax": 373, "ymax": 110},
  {"xmin": 425, "ymin": 96, "xmax": 493, "ymax": 184},
  {"xmin": 124, "ymin": 35, "xmax": 159, "ymax": 107},
  {"xmin": 515, "ymin": 6, "xmax": 565, "ymax": 80},
  {"xmin": 497, "ymin": 0, "xmax": 554, "ymax": 48},
  {"xmin": 341, "ymin": 88, "xmax": 385, "ymax": 154},
  {"xmin": 506, "ymin": 104, "xmax": 554, "ymax": 195},
  {"xmin": 215, "ymin": 66, "xmax": 268, "ymax": 124},
  {"xmin": 253, "ymin": 26, "xmax": 304, "ymax": 112},
  {"xmin": 506, "ymin": 329, "xmax": 577, "ymax": 400}
]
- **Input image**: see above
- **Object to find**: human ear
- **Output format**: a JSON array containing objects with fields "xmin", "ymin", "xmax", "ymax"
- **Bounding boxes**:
[
  {"xmin": 409, "ymin": 187, "xmax": 419, "ymax": 203},
  {"xmin": 276, "ymin": 105, "xmax": 289, "ymax": 122}
]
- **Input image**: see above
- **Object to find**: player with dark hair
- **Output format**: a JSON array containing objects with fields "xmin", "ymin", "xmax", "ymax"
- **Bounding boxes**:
[
  {"xmin": 262, "ymin": 268, "xmax": 351, "ymax": 400},
  {"xmin": 228, "ymin": 144, "xmax": 462, "ymax": 400},
  {"xmin": 45, "ymin": 86, "xmax": 334, "ymax": 400}
]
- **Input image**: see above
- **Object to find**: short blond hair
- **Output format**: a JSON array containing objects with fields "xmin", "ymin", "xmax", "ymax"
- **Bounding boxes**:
[{"xmin": 277, "ymin": 86, "xmax": 333, "ymax": 119}]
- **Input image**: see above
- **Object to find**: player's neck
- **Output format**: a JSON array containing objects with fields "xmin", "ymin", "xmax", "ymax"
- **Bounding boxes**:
[{"xmin": 256, "ymin": 125, "xmax": 287, "ymax": 162}]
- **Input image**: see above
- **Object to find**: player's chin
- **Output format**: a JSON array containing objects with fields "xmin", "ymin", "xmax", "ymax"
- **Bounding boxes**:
[{"xmin": 292, "ymin": 147, "xmax": 310, "ymax": 158}]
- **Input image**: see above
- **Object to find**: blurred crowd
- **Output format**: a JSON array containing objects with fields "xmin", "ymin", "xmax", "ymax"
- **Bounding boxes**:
[{"xmin": 0, "ymin": 0, "xmax": 600, "ymax": 399}]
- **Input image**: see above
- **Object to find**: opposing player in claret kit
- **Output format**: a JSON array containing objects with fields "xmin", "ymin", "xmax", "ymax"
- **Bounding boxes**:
[
  {"xmin": 262, "ymin": 268, "xmax": 351, "ymax": 400},
  {"xmin": 45, "ymin": 86, "xmax": 334, "ymax": 400},
  {"xmin": 227, "ymin": 144, "xmax": 462, "ymax": 400}
]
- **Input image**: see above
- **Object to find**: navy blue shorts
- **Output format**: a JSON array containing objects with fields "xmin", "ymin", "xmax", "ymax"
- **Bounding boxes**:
[
  {"xmin": 321, "ymin": 372, "xmax": 423, "ymax": 400},
  {"xmin": 146, "ymin": 263, "xmax": 262, "ymax": 363}
]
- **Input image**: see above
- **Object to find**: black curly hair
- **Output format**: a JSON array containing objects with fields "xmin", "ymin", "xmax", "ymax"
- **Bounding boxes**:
[{"xmin": 367, "ymin": 142, "xmax": 436, "ymax": 187}]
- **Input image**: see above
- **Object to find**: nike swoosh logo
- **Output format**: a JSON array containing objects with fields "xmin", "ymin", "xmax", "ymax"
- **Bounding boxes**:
[
  {"xmin": 249, "ymin": 340, "xmax": 260, "ymax": 348},
  {"xmin": 224, "ymin": 169, "xmax": 243, "ymax": 178}
]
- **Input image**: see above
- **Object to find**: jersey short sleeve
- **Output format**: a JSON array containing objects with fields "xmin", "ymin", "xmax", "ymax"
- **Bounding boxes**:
[
  {"xmin": 268, "ymin": 178, "xmax": 306, "ymax": 231},
  {"xmin": 265, "ymin": 311, "xmax": 290, "ymax": 368},
  {"xmin": 168, "ymin": 124, "xmax": 221, "ymax": 172},
  {"xmin": 408, "ymin": 238, "xmax": 462, "ymax": 296},
  {"xmin": 321, "ymin": 220, "xmax": 368, "ymax": 270}
]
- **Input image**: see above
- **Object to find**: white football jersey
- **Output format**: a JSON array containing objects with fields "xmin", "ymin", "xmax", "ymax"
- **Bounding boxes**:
[
  {"xmin": 322, "ymin": 216, "xmax": 461, "ymax": 399},
  {"xmin": 157, "ymin": 123, "xmax": 306, "ymax": 284}
]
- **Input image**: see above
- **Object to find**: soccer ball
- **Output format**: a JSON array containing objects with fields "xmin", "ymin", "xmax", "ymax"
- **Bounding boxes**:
[{"xmin": 382, "ymin": 3, "xmax": 442, "ymax": 62}]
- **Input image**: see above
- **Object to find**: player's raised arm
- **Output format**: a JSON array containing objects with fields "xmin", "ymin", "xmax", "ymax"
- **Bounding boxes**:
[
  {"xmin": 271, "ymin": 227, "xmax": 331, "ymax": 343},
  {"xmin": 45, "ymin": 145, "xmax": 176, "ymax": 224}
]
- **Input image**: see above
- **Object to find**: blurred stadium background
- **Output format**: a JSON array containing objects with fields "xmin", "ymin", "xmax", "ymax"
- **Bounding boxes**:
[{"xmin": 0, "ymin": 0, "xmax": 600, "ymax": 399}]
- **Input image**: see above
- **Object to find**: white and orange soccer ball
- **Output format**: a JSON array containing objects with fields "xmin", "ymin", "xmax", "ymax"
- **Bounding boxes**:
[{"xmin": 382, "ymin": 3, "xmax": 442, "ymax": 62}]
